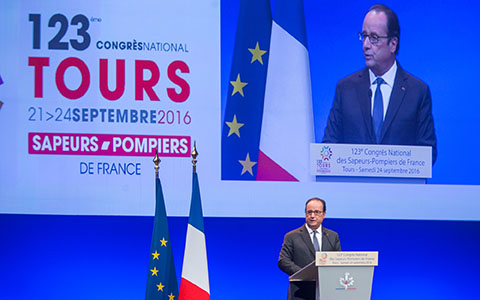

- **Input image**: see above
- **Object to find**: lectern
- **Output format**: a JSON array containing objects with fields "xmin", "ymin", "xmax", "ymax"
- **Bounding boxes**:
[{"xmin": 289, "ymin": 252, "xmax": 378, "ymax": 300}]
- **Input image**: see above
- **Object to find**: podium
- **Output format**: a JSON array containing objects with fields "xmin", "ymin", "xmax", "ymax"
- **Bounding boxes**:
[{"xmin": 289, "ymin": 252, "xmax": 378, "ymax": 300}]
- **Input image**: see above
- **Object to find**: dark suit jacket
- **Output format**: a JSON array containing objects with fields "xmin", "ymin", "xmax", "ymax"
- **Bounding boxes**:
[
  {"xmin": 323, "ymin": 65, "xmax": 437, "ymax": 164},
  {"xmin": 278, "ymin": 224, "xmax": 341, "ymax": 276},
  {"xmin": 278, "ymin": 224, "xmax": 341, "ymax": 300}
]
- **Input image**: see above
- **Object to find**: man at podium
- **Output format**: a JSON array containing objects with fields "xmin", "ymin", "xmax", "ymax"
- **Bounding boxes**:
[{"xmin": 278, "ymin": 198, "xmax": 341, "ymax": 299}]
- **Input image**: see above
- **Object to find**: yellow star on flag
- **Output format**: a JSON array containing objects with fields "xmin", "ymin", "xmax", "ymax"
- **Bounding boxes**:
[
  {"xmin": 226, "ymin": 115, "xmax": 245, "ymax": 138},
  {"xmin": 156, "ymin": 282, "xmax": 165, "ymax": 292},
  {"xmin": 248, "ymin": 42, "xmax": 267, "ymax": 64},
  {"xmin": 238, "ymin": 153, "xmax": 257, "ymax": 176},
  {"xmin": 160, "ymin": 237, "xmax": 168, "ymax": 247},
  {"xmin": 168, "ymin": 292, "xmax": 176, "ymax": 300},
  {"xmin": 230, "ymin": 74, "xmax": 248, "ymax": 97},
  {"xmin": 150, "ymin": 266, "xmax": 159, "ymax": 276},
  {"xmin": 152, "ymin": 250, "xmax": 160, "ymax": 260}
]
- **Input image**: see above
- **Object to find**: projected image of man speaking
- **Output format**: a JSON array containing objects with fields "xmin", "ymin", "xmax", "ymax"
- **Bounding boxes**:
[{"xmin": 322, "ymin": 4, "xmax": 437, "ymax": 164}]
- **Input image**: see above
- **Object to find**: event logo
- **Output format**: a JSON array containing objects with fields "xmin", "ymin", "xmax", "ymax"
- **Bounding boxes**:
[
  {"xmin": 317, "ymin": 252, "xmax": 328, "ymax": 265},
  {"xmin": 338, "ymin": 272, "xmax": 356, "ymax": 290},
  {"xmin": 316, "ymin": 146, "xmax": 332, "ymax": 174},
  {"xmin": 320, "ymin": 146, "xmax": 332, "ymax": 161}
]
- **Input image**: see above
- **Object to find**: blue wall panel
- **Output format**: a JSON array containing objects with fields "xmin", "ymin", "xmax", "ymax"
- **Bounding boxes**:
[{"xmin": 1, "ymin": 214, "xmax": 479, "ymax": 299}]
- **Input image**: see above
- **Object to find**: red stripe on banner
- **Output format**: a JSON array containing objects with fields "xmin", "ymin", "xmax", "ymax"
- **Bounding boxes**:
[
  {"xmin": 179, "ymin": 278, "xmax": 210, "ymax": 300},
  {"xmin": 256, "ymin": 150, "xmax": 298, "ymax": 181},
  {"xmin": 27, "ymin": 132, "xmax": 190, "ymax": 157}
]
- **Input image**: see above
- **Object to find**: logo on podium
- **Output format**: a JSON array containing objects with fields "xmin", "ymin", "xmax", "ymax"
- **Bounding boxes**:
[{"xmin": 338, "ymin": 272, "xmax": 356, "ymax": 290}]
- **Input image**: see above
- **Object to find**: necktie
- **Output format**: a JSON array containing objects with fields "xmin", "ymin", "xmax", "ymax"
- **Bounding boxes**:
[
  {"xmin": 313, "ymin": 230, "xmax": 320, "ymax": 252},
  {"xmin": 372, "ymin": 77, "xmax": 384, "ymax": 143}
]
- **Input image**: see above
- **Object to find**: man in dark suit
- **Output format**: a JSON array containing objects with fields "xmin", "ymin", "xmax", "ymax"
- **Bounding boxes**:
[
  {"xmin": 323, "ymin": 4, "xmax": 437, "ymax": 164},
  {"xmin": 278, "ymin": 198, "xmax": 341, "ymax": 299}
]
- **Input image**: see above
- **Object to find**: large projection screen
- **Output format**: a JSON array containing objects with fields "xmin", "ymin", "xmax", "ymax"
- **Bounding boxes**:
[{"xmin": 1, "ymin": 0, "xmax": 479, "ymax": 221}]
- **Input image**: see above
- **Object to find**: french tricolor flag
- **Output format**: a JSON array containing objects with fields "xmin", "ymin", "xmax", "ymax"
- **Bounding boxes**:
[
  {"xmin": 257, "ymin": 0, "xmax": 314, "ymax": 182},
  {"xmin": 178, "ymin": 171, "xmax": 210, "ymax": 300}
]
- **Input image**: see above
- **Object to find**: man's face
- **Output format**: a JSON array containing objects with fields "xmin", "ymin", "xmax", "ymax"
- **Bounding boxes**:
[
  {"xmin": 305, "ymin": 200, "xmax": 325, "ymax": 230},
  {"xmin": 362, "ymin": 10, "xmax": 397, "ymax": 76}
]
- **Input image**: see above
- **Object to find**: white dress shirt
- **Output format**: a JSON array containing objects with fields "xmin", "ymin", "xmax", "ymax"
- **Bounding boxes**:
[
  {"xmin": 306, "ymin": 223, "xmax": 322, "ymax": 251},
  {"xmin": 369, "ymin": 60, "xmax": 398, "ymax": 120}
]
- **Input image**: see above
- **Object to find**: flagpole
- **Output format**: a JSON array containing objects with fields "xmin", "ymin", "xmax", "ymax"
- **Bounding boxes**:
[
  {"xmin": 191, "ymin": 141, "xmax": 198, "ymax": 173},
  {"xmin": 154, "ymin": 149, "xmax": 160, "ymax": 178},
  {"xmin": 179, "ymin": 141, "xmax": 210, "ymax": 300},
  {"xmin": 146, "ymin": 149, "xmax": 178, "ymax": 300}
]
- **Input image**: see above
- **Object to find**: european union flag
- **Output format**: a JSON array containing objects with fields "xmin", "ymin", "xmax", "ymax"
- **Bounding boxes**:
[
  {"xmin": 222, "ymin": 0, "xmax": 314, "ymax": 182},
  {"xmin": 221, "ymin": 0, "xmax": 272, "ymax": 180},
  {"xmin": 145, "ymin": 176, "xmax": 178, "ymax": 300}
]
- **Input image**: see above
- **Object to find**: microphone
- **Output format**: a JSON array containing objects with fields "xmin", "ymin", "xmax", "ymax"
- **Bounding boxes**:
[
  {"xmin": 368, "ymin": 89, "xmax": 372, "ymax": 99},
  {"xmin": 323, "ymin": 229, "xmax": 336, "ymax": 250}
]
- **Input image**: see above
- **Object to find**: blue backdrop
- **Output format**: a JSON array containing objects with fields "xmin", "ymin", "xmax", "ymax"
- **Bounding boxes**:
[{"xmin": 1, "ymin": 214, "xmax": 479, "ymax": 299}]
